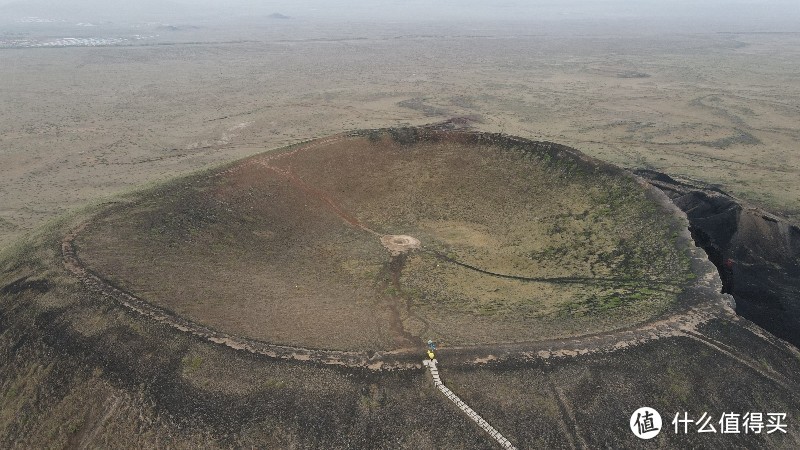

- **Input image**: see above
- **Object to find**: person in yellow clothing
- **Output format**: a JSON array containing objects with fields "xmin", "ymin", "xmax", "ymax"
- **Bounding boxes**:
[{"xmin": 427, "ymin": 350, "xmax": 435, "ymax": 360}]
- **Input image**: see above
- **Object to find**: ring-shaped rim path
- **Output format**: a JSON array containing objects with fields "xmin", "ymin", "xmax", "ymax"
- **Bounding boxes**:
[{"xmin": 60, "ymin": 128, "xmax": 746, "ymax": 371}]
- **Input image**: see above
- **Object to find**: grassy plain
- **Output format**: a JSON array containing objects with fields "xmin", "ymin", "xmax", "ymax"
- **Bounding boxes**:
[
  {"xmin": 2, "ymin": 19, "xmax": 800, "ymax": 449},
  {"xmin": 2, "ymin": 24, "xmax": 799, "ymax": 252}
]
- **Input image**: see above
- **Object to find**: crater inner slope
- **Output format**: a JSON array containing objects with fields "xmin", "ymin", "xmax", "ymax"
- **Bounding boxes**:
[{"xmin": 75, "ymin": 128, "xmax": 693, "ymax": 352}]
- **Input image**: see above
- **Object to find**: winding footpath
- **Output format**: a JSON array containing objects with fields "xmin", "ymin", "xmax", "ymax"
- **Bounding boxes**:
[{"xmin": 424, "ymin": 358, "xmax": 516, "ymax": 449}]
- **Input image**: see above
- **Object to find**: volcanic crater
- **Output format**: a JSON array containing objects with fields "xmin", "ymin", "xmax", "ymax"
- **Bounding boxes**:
[{"xmin": 69, "ymin": 126, "xmax": 696, "ymax": 357}]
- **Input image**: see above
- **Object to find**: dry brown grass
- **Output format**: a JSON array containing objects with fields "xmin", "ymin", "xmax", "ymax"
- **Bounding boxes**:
[
  {"xmin": 2, "ymin": 30, "xmax": 799, "ymax": 253},
  {"xmin": 74, "ymin": 130, "xmax": 691, "ymax": 351}
]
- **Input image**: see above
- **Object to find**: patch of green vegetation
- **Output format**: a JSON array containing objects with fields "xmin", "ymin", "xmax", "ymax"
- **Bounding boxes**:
[
  {"xmin": 558, "ymin": 285, "xmax": 670, "ymax": 317},
  {"xmin": 383, "ymin": 286, "xmax": 400, "ymax": 297},
  {"xmin": 358, "ymin": 384, "xmax": 385, "ymax": 411},
  {"xmin": 0, "ymin": 216, "xmax": 18, "ymax": 231},
  {"xmin": 473, "ymin": 299, "xmax": 507, "ymax": 316},
  {"xmin": 665, "ymin": 365, "xmax": 692, "ymax": 403},
  {"xmin": 66, "ymin": 419, "xmax": 84, "ymax": 435},
  {"xmin": 706, "ymin": 131, "xmax": 761, "ymax": 149},
  {"xmin": 404, "ymin": 286, "xmax": 422, "ymax": 299},
  {"xmin": 5, "ymin": 385, "xmax": 19, "ymax": 400},
  {"xmin": 261, "ymin": 378, "xmax": 286, "ymax": 390},
  {"xmin": 181, "ymin": 355, "xmax": 204, "ymax": 375}
]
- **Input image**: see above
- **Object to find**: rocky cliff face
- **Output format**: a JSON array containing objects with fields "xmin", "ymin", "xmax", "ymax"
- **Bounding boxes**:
[{"xmin": 637, "ymin": 169, "xmax": 800, "ymax": 347}]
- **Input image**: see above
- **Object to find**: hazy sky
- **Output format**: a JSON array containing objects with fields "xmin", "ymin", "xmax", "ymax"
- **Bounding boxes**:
[{"xmin": 1, "ymin": 0, "xmax": 798, "ymax": 31}]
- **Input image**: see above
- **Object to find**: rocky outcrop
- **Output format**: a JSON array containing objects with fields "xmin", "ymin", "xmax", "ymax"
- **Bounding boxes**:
[{"xmin": 636, "ymin": 169, "xmax": 800, "ymax": 347}]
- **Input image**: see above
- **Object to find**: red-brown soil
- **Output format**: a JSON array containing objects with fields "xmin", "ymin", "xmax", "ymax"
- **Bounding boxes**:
[{"xmin": 71, "ymin": 127, "xmax": 695, "ymax": 355}]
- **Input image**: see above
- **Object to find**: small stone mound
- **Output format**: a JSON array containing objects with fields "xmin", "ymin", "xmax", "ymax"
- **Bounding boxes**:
[{"xmin": 380, "ymin": 235, "xmax": 421, "ymax": 256}]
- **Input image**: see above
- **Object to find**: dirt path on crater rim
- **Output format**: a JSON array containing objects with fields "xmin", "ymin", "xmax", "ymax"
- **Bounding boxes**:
[{"xmin": 59, "ymin": 130, "xmax": 800, "ymax": 373}]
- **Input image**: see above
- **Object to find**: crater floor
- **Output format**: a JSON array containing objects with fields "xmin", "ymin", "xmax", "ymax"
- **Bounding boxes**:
[{"xmin": 75, "ymin": 128, "xmax": 693, "ymax": 352}]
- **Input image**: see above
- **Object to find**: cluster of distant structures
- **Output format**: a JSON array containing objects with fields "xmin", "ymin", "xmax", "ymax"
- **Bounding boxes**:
[
  {"xmin": 3, "ymin": 14, "xmax": 175, "ymax": 49},
  {"xmin": 14, "ymin": 16, "xmax": 65, "ymax": 23},
  {"xmin": 0, "ymin": 33, "xmax": 156, "ymax": 48}
]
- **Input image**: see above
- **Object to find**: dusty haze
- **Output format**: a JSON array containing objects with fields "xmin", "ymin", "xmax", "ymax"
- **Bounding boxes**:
[
  {"xmin": 1, "ymin": 0, "xmax": 799, "ymax": 31},
  {"xmin": 1, "ymin": 0, "xmax": 799, "ymax": 249}
]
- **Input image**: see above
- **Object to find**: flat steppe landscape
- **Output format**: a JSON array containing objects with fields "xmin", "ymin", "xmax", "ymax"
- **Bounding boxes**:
[
  {"xmin": 2, "ymin": 14, "xmax": 800, "ymax": 449},
  {"xmin": 2, "ymin": 22, "xmax": 799, "ymax": 249}
]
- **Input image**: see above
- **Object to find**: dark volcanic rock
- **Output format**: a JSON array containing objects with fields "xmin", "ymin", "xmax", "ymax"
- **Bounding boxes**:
[{"xmin": 636, "ymin": 169, "xmax": 800, "ymax": 347}]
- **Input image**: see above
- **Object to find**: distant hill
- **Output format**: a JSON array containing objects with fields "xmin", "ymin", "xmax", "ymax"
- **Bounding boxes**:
[
  {"xmin": 267, "ymin": 13, "xmax": 290, "ymax": 20},
  {"xmin": 0, "ymin": 0, "xmax": 211, "ymax": 22}
]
